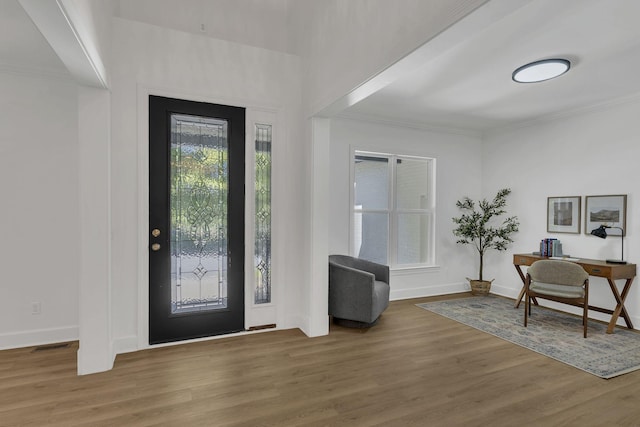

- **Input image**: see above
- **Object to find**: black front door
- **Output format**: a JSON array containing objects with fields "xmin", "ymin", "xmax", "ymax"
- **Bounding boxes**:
[{"xmin": 149, "ymin": 95, "xmax": 245, "ymax": 344}]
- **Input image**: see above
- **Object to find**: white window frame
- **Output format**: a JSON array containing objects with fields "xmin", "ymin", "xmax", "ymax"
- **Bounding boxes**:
[{"xmin": 350, "ymin": 149, "xmax": 436, "ymax": 268}]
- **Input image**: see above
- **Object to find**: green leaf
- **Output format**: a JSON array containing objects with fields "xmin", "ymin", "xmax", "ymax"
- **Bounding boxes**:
[{"xmin": 451, "ymin": 188, "xmax": 519, "ymax": 280}]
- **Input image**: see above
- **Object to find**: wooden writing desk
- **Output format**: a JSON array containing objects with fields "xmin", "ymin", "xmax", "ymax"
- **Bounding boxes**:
[{"xmin": 513, "ymin": 253, "xmax": 636, "ymax": 334}]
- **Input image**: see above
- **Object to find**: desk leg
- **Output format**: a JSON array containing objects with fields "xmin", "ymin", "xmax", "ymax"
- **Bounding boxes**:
[
  {"xmin": 514, "ymin": 264, "xmax": 538, "ymax": 309},
  {"xmin": 606, "ymin": 278, "xmax": 635, "ymax": 334}
]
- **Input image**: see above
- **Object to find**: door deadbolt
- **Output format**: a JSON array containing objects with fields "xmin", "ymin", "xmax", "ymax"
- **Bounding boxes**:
[
  {"xmin": 151, "ymin": 229, "xmax": 161, "ymax": 237},
  {"xmin": 151, "ymin": 243, "xmax": 161, "ymax": 251}
]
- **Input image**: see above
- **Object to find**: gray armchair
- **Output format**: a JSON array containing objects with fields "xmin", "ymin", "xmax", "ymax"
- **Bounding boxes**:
[{"xmin": 328, "ymin": 254, "xmax": 390, "ymax": 328}]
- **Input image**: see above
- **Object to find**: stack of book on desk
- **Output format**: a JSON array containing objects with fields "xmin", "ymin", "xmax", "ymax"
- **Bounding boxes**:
[{"xmin": 540, "ymin": 238, "xmax": 563, "ymax": 257}]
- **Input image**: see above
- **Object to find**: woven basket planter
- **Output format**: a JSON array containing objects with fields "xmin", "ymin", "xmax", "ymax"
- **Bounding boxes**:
[{"xmin": 468, "ymin": 279, "xmax": 493, "ymax": 296}]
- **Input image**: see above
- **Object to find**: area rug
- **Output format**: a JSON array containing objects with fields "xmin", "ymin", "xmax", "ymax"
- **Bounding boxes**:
[{"xmin": 417, "ymin": 295, "xmax": 640, "ymax": 379}]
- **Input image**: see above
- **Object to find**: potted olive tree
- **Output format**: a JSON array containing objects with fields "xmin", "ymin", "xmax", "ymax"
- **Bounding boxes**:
[{"xmin": 452, "ymin": 188, "xmax": 519, "ymax": 295}]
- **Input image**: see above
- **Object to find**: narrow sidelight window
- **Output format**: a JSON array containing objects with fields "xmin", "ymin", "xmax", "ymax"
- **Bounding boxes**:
[{"xmin": 254, "ymin": 124, "xmax": 272, "ymax": 303}]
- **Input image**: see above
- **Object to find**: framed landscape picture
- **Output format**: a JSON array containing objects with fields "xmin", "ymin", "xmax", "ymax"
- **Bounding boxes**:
[
  {"xmin": 585, "ymin": 195, "xmax": 627, "ymax": 236},
  {"xmin": 547, "ymin": 196, "xmax": 581, "ymax": 234}
]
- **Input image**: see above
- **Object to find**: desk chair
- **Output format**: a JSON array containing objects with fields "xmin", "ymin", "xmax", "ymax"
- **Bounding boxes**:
[{"xmin": 524, "ymin": 259, "xmax": 590, "ymax": 338}]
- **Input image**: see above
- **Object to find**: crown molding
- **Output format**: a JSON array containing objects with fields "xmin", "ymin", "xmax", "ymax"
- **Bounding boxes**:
[
  {"xmin": 335, "ymin": 111, "xmax": 483, "ymax": 138},
  {"xmin": 485, "ymin": 91, "xmax": 640, "ymax": 137},
  {"xmin": 336, "ymin": 91, "xmax": 640, "ymax": 140}
]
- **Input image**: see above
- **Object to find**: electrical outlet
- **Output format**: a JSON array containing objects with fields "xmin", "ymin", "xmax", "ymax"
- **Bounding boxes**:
[{"xmin": 31, "ymin": 302, "xmax": 41, "ymax": 315}]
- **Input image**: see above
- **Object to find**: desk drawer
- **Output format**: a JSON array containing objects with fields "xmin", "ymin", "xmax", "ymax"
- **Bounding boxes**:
[
  {"xmin": 514, "ymin": 255, "xmax": 537, "ymax": 266},
  {"xmin": 581, "ymin": 264, "xmax": 611, "ymax": 277}
]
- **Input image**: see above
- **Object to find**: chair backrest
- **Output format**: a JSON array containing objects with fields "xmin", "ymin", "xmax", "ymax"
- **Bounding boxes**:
[
  {"xmin": 329, "ymin": 254, "xmax": 358, "ymax": 269},
  {"xmin": 329, "ymin": 254, "xmax": 390, "ymax": 284},
  {"xmin": 527, "ymin": 260, "xmax": 588, "ymax": 287}
]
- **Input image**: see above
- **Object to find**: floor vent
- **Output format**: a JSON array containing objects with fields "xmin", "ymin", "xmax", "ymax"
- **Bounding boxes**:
[
  {"xmin": 248, "ymin": 324, "xmax": 277, "ymax": 331},
  {"xmin": 32, "ymin": 343, "xmax": 70, "ymax": 352}
]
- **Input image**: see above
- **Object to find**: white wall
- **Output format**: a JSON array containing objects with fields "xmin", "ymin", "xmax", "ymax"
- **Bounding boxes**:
[
  {"xmin": 109, "ymin": 17, "xmax": 305, "ymax": 352},
  {"xmin": 329, "ymin": 117, "xmax": 483, "ymax": 299},
  {"xmin": 117, "ymin": 0, "xmax": 294, "ymax": 53},
  {"xmin": 0, "ymin": 72, "xmax": 79, "ymax": 349},
  {"xmin": 115, "ymin": 0, "xmax": 291, "ymax": 55},
  {"xmin": 483, "ymin": 99, "xmax": 640, "ymax": 327},
  {"xmin": 114, "ymin": 0, "xmax": 489, "ymax": 117}
]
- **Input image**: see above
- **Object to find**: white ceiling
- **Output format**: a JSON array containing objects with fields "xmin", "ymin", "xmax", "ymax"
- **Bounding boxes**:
[
  {"xmin": 4, "ymin": 0, "xmax": 640, "ymax": 134},
  {"xmin": 344, "ymin": 0, "xmax": 640, "ymax": 133},
  {"xmin": 0, "ymin": 0, "xmax": 68, "ymax": 75}
]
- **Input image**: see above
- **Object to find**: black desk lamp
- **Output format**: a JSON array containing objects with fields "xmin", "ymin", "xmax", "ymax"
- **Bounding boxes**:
[{"xmin": 590, "ymin": 225, "xmax": 627, "ymax": 264}]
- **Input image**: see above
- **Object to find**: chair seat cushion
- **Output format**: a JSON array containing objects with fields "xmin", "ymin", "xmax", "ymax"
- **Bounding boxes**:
[{"xmin": 530, "ymin": 281, "xmax": 585, "ymax": 299}]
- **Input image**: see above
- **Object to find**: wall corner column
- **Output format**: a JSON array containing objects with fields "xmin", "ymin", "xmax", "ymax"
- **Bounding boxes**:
[
  {"xmin": 307, "ymin": 117, "xmax": 331, "ymax": 337},
  {"xmin": 77, "ymin": 86, "xmax": 113, "ymax": 375}
]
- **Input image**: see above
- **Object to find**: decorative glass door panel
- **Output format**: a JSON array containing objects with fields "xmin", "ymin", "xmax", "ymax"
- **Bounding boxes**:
[
  {"xmin": 149, "ymin": 95, "xmax": 245, "ymax": 345},
  {"xmin": 254, "ymin": 124, "xmax": 272, "ymax": 304},
  {"xmin": 170, "ymin": 114, "xmax": 229, "ymax": 313}
]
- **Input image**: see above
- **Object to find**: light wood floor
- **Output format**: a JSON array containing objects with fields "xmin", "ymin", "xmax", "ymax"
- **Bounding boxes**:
[{"xmin": 3, "ymin": 293, "xmax": 640, "ymax": 426}]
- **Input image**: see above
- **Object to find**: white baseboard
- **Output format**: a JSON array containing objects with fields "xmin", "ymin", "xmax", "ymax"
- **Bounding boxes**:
[
  {"xmin": 112, "ymin": 335, "xmax": 139, "ymax": 355},
  {"xmin": 390, "ymin": 282, "xmax": 469, "ymax": 301},
  {"xmin": 489, "ymin": 283, "xmax": 520, "ymax": 300},
  {"xmin": 294, "ymin": 314, "xmax": 316, "ymax": 338},
  {"xmin": 0, "ymin": 326, "xmax": 78, "ymax": 350}
]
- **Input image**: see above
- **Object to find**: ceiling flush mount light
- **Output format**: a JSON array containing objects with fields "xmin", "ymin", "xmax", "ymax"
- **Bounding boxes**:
[{"xmin": 512, "ymin": 58, "xmax": 571, "ymax": 83}]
